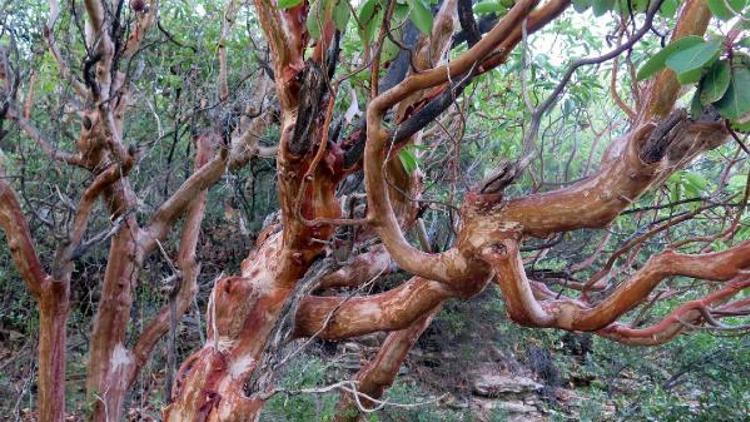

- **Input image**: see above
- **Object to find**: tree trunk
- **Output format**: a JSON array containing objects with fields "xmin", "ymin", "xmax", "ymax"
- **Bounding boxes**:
[
  {"xmin": 0, "ymin": 174, "xmax": 71, "ymax": 421},
  {"xmin": 37, "ymin": 282, "xmax": 70, "ymax": 422},
  {"xmin": 85, "ymin": 219, "xmax": 141, "ymax": 421},
  {"xmin": 85, "ymin": 132, "xmax": 221, "ymax": 421},
  {"xmin": 165, "ymin": 234, "xmax": 293, "ymax": 421}
]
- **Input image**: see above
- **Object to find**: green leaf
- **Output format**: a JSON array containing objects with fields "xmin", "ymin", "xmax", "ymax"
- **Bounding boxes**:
[
  {"xmin": 699, "ymin": 60, "xmax": 731, "ymax": 104},
  {"xmin": 690, "ymin": 87, "xmax": 704, "ymax": 118},
  {"xmin": 678, "ymin": 67, "xmax": 708, "ymax": 84},
  {"xmin": 306, "ymin": 0, "xmax": 323, "ymax": 39},
  {"xmin": 667, "ymin": 170, "xmax": 684, "ymax": 185},
  {"xmin": 363, "ymin": 7, "xmax": 383, "ymax": 43},
  {"xmin": 636, "ymin": 35, "xmax": 704, "ymax": 81},
  {"xmin": 357, "ymin": 0, "xmax": 382, "ymax": 45},
  {"xmin": 393, "ymin": 3, "xmax": 410, "ymax": 21},
  {"xmin": 592, "ymin": 0, "xmax": 615, "ymax": 16},
  {"xmin": 614, "ymin": 0, "xmax": 650, "ymax": 13},
  {"xmin": 711, "ymin": 238, "xmax": 729, "ymax": 252},
  {"xmin": 572, "ymin": 0, "xmax": 591, "ymax": 12},
  {"xmin": 358, "ymin": 0, "xmax": 379, "ymax": 27},
  {"xmin": 633, "ymin": 0, "xmax": 649, "ymax": 12},
  {"xmin": 333, "ymin": 0, "xmax": 350, "ymax": 31},
  {"xmin": 398, "ymin": 147, "xmax": 418, "ymax": 174},
  {"xmin": 732, "ymin": 120, "xmax": 750, "ymax": 133},
  {"xmin": 737, "ymin": 224, "xmax": 750, "ymax": 241},
  {"xmin": 683, "ymin": 172, "xmax": 708, "ymax": 196},
  {"xmin": 382, "ymin": 37, "xmax": 399, "ymax": 62},
  {"xmin": 278, "ymin": 0, "xmax": 303, "ymax": 9},
  {"xmin": 734, "ymin": 52, "xmax": 750, "ymax": 67},
  {"xmin": 706, "ymin": 0, "xmax": 746, "ymax": 21},
  {"xmin": 474, "ymin": 0, "xmax": 501, "ymax": 14},
  {"xmin": 715, "ymin": 66, "xmax": 750, "ymax": 121},
  {"xmin": 665, "ymin": 39, "xmax": 722, "ymax": 84},
  {"xmin": 670, "ymin": 178, "xmax": 682, "ymax": 202},
  {"xmin": 406, "ymin": 0, "xmax": 433, "ymax": 34},
  {"xmin": 727, "ymin": 174, "xmax": 748, "ymax": 193},
  {"xmin": 659, "ymin": 0, "xmax": 679, "ymax": 17}
]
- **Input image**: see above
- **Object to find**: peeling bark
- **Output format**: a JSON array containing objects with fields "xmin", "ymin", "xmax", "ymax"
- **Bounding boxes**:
[
  {"xmin": 6, "ymin": 0, "xmax": 744, "ymax": 418},
  {"xmin": 0, "ymin": 175, "xmax": 69, "ymax": 422},
  {"xmin": 334, "ymin": 305, "xmax": 442, "ymax": 421}
]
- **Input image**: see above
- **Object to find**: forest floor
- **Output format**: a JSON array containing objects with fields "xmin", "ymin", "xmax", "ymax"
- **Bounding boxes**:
[
  {"xmin": 0, "ymin": 287, "xmax": 743, "ymax": 421},
  {"xmin": 1, "ymin": 239, "xmax": 747, "ymax": 421}
]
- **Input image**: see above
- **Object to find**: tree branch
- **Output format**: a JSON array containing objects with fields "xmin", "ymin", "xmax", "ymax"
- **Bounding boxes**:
[
  {"xmin": 363, "ymin": 0, "xmax": 540, "ymax": 283},
  {"xmin": 481, "ymin": 236, "xmax": 750, "ymax": 331},
  {"xmin": 294, "ymin": 276, "xmax": 451, "ymax": 339},
  {"xmin": 0, "ymin": 172, "xmax": 48, "ymax": 298},
  {"xmin": 130, "ymin": 134, "xmax": 216, "ymax": 387},
  {"xmin": 144, "ymin": 133, "xmax": 228, "ymax": 245},
  {"xmin": 5, "ymin": 104, "xmax": 86, "ymax": 167},
  {"xmin": 599, "ymin": 278, "xmax": 750, "ymax": 345},
  {"xmin": 44, "ymin": 0, "xmax": 89, "ymax": 98}
]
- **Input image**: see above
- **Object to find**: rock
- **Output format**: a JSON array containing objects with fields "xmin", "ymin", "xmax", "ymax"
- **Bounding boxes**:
[
  {"xmin": 356, "ymin": 332, "xmax": 385, "ymax": 347},
  {"xmin": 472, "ymin": 397, "xmax": 545, "ymax": 422},
  {"xmin": 472, "ymin": 374, "xmax": 543, "ymax": 398},
  {"xmin": 493, "ymin": 400, "xmax": 539, "ymax": 414},
  {"xmin": 442, "ymin": 393, "xmax": 471, "ymax": 410},
  {"xmin": 341, "ymin": 342, "xmax": 362, "ymax": 353}
]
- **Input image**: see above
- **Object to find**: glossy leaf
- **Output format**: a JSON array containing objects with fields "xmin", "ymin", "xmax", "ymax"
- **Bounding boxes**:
[
  {"xmin": 406, "ymin": 0, "xmax": 433, "ymax": 34},
  {"xmin": 333, "ymin": 0, "xmax": 350, "ymax": 31},
  {"xmin": 363, "ymin": 7, "xmax": 384, "ymax": 43},
  {"xmin": 636, "ymin": 36, "xmax": 703, "ymax": 81},
  {"xmin": 706, "ymin": 0, "xmax": 746, "ymax": 21},
  {"xmin": 665, "ymin": 39, "xmax": 722, "ymax": 84},
  {"xmin": 592, "ymin": 0, "xmax": 615, "ymax": 16},
  {"xmin": 700, "ymin": 60, "xmax": 731, "ymax": 105},
  {"xmin": 727, "ymin": 174, "xmax": 748, "ymax": 193},
  {"xmin": 572, "ymin": 0, "xmax": 591, "ymax": 12},
  {"xmin": 690, "ymin": 87, "xmax": 704, "ymax": 118},
  {"xmin": 734, "ymin": 52, "xmax": 750, "ymax": 67},
  {"xmin": 683, "ymin": 172, "xmax": 708, "ymax": 196},
  {"xmin": 278, "ymin": 0, "xmax": 303, "ymax": 9},
  {"xmin": 474, "ymin": 0, "xmax": 501, "ymax": 14},
  {"xmin": 732, "ymin": 120, "xmax": 750, "ymax": 133},
  {"xmin": 382, "ymin": 37, "xmax": 399, "ymax": 62},
  {"xmin": 358, "ymin": 0, "xmax": 379, "ymax": 27},
  {"xmin": 715, "ymin": 66, "xmax": 750, "ymax": 121},
  {"xmin": 659, "ymin": 0, "xmax": 679, "ymax": 17},
  {"xmin": 306, "ymin": 0, "xmax": 323, "ymax": 39},
  {"xmin": 394, "ymin": 3, "xmax": 410, "ymax": 21},
  {"xmin": 633, "ymin": 0, "xmax": 649, "ymax": 12},
  {"xmin": 399, "ymin": 147, "xmax": 418, "ymax": 175}
]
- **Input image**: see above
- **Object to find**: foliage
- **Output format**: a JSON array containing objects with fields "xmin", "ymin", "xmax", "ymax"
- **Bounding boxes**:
[
  {"xmin": 263, "ymin": 356, "xmax": 340, "ymax": 421},
  {"xmin": 1, "ymin": 0, "xmax": 750, "ymax": 418}
]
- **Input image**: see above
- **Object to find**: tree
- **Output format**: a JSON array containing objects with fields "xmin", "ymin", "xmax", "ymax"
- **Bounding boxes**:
[{"xmin": 1, "ymin": 0, "xmax": 749, "ymax": 419}]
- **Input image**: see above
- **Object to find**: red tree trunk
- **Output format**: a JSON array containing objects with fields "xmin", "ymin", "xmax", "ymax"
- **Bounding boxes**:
[{"xmin": 37, "ymin": 283, "xmax": 70, "ymax": 422}]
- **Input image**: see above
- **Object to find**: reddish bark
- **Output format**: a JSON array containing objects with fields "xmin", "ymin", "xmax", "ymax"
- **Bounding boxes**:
[
  {"xmin": 4, "ymin": 0, "xmax": 747, "ymax": 419},
  {"xmin": 169, "ymin": 0, "xmax": 744, "ymax": 419},
  {"xmin": 165, "ymin": 234, "xmax": 295, "ymax": 420},
  {"xmin": 334, "ymin": 305, "xmax": 442, "ymax": 421},
  {"xmin": 85, "ymin": 132, "xmax": 223, "ymax": 421},
  {"xmin": 37, "ymin": 284, "xmax": 69, "ymax": 422},
  {"xmin": 318, "ymin": 245, "xmax": 393, "ymax": 289},
  {"xmin": 164, "ymin": 1, "xmax": 344, "ymax": 416},
  {"xmin": 85, "ymin": 216, "xmax": 140, "ymax": 420},
  {"xmin": 0, "ymin": 175, "xmax": 69, "ymax": 421}
]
